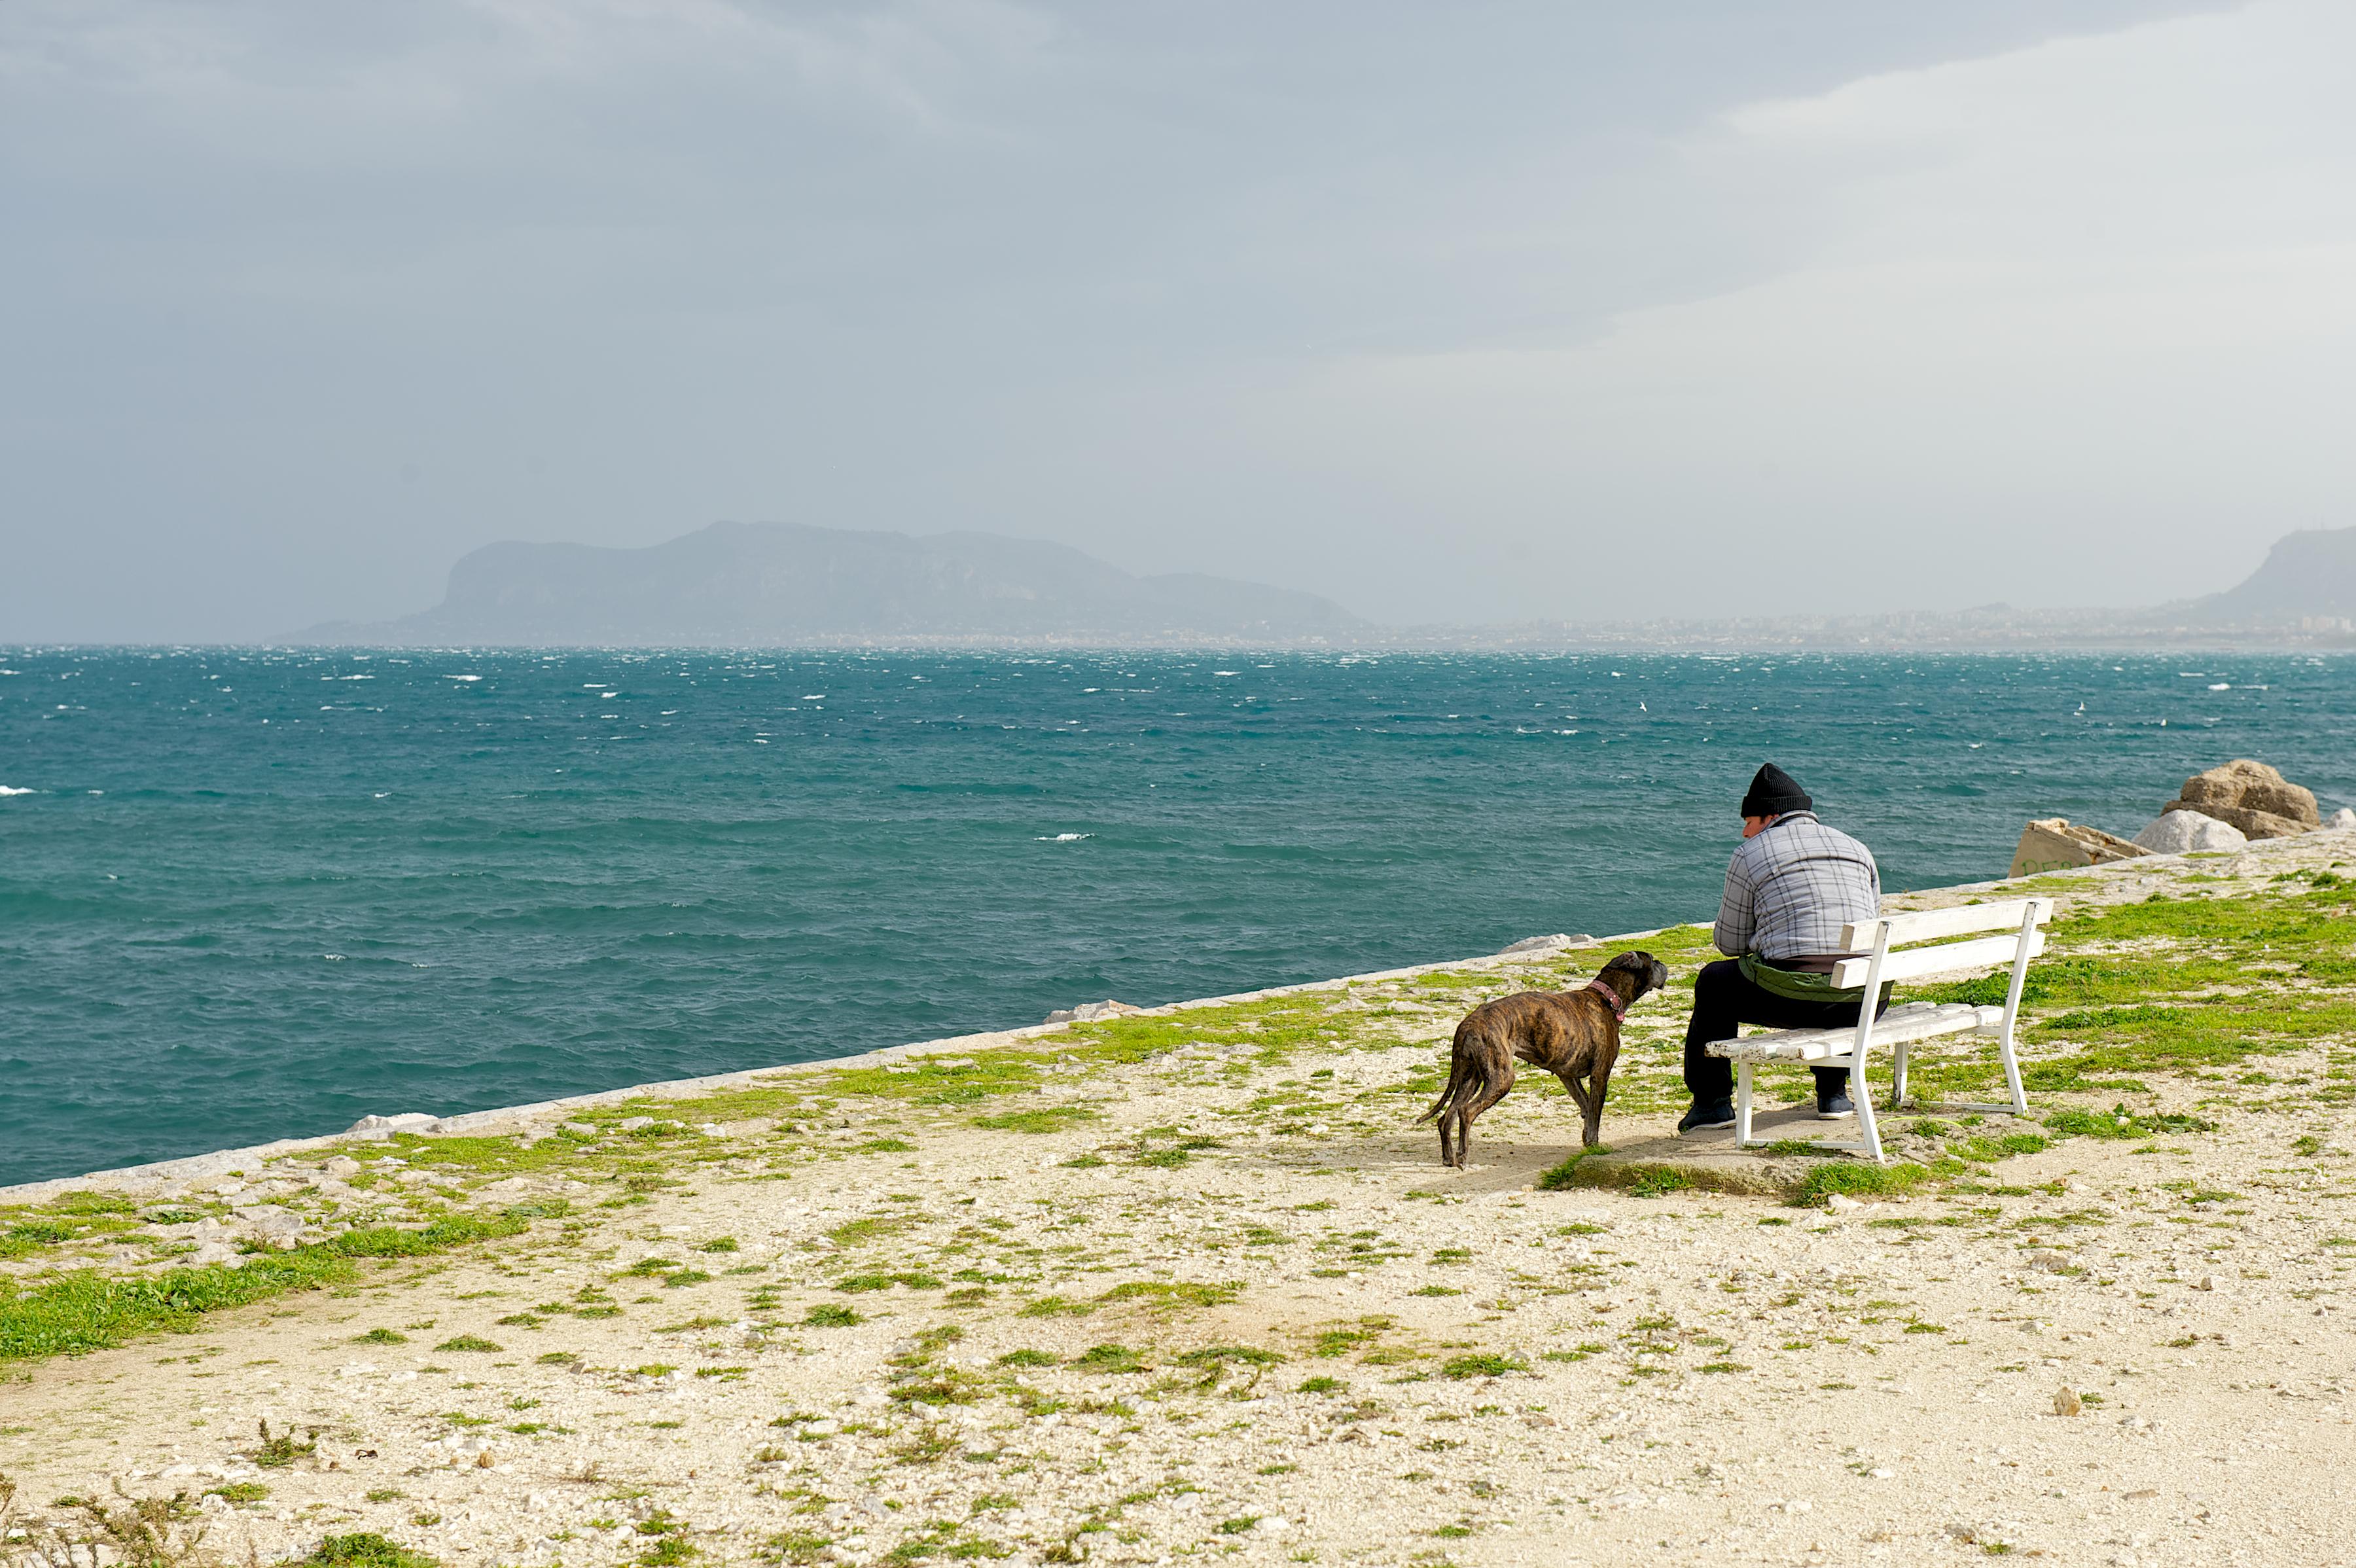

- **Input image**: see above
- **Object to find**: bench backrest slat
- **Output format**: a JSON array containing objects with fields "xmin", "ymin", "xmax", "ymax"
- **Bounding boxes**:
[
  {"xmin": 1831, "ymin": 929, "xmax": 2046, "ymax": 989},
  {"xmin": 1841, "ymin": 897, "xmax": 2053, "ymax": 953}
]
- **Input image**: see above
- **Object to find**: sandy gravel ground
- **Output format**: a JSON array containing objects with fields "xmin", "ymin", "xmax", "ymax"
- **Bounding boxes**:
[{"xmin": 6, "ymin": 839, "xmax": 2356, "ymax": 1568}]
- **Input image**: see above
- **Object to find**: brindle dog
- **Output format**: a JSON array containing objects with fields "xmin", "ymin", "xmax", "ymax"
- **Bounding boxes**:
[{"xmin": 1416, "ymin": 950, "xmax": 1669, "ymax": 1168}]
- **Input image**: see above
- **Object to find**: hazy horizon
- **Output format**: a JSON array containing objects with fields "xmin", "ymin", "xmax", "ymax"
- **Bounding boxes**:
[{"xmin": 10, "ymin": 1, "xmax": 2353, "ymax": 642}]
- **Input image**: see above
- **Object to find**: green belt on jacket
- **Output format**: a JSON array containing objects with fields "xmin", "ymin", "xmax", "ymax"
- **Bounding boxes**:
[{"xmin": 1737, "ymin": 952, "xmax": 1893, "ymax": 1009}]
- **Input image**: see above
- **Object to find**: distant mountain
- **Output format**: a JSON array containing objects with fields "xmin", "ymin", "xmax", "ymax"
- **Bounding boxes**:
[
  {"xmin": 304, "ymin": 522, "xmax": 1368, "ymax": 646},
  {"xmin": 2192, "ymin": 526, "xmax": 2356, "ymax": 622}
]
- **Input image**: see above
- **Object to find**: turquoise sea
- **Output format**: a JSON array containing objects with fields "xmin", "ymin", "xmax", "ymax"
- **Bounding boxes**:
[{"xmin": 3, "ymin": 647, "xmax": 2349, "ymax": 1186}]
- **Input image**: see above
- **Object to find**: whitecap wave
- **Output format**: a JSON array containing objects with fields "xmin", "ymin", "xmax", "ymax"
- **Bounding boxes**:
[
  {"xmin": 0, "ymin": 785, "xmax": 36, "ymax": 796},
  {"xmin": 1039, "ymin": 832, "xmax": 1092, "ymax": 842}
]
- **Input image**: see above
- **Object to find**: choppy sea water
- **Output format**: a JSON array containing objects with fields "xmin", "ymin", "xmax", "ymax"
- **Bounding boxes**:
[{"xmin": 3, "ymin": 647, "xmax": 2349, "ymax": 1186}]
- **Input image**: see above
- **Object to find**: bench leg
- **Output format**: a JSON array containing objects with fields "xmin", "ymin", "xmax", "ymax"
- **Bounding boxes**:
[
  {"xmin": 1998, "ymin": 1032, "xmax": 2029, "ymax": 1118},
  {"xmin": 1734, "ymin": 1062, "xmax": 1755, "ymax": 1148},
  {"xmin": 1850, "ymin": 1059, "xmax": 1885, "ymax": 1164},
  {"xmin": 1889, "ymin": 1038, "xmax": 1910, "ymax": 1112}
]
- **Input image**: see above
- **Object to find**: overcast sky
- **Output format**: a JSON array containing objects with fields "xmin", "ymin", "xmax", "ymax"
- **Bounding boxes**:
[{"xmin": 7, "ymin": 0, "xmax": 2351, "ymax": 639}]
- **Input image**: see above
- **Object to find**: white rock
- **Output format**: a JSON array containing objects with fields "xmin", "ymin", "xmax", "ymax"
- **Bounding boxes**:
[
  {"xmin": 2132, "ymin": 810, "xmax": 2247, "ymax": 854},
  {"xmin": 323, "ymin": 1156, "xmax": 362, "ymax": 1179},
  {"xmin": 1499, "ymin": 933, "xmax": 1596, "ymax": 955},
  {"xmin": 1824, "ymin": 1194, "xmax": 1866, "ymax": 1215},
  {"xmin": 348, "ymin": 1112, "xmax": 438, "ymax": 1137},
  {"xmin": 2331, "ymin": 808, "xmax": 2356, "ymax": 829},
  {"xmin": 1040, "ymin": 1001, "xmax": 1141, "ymax": 1025},
  {"xmin": 231, "ymin": 1204, "xmax": 306, "ymax": 1239}
]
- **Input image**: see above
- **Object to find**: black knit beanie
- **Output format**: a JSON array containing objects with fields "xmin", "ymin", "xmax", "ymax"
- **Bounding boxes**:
[{"xmin": 1740, "ymin": 763, "xmax": 1812, "ymax": 818}]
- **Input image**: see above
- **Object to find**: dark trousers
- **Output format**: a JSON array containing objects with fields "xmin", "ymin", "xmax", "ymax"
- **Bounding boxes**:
[{"xmin": 1682, "ymin": 958, "xmax": 1887, "ymax": 1107}]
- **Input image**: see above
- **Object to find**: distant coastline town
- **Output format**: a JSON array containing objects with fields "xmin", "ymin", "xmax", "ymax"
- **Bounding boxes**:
[{"xmin": 299, "ymin": 520, "xmax": 2356, "ymax": 653}]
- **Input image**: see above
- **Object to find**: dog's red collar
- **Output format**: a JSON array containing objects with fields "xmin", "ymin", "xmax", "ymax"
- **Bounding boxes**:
[{"xmin": 1583, "ymin": 978, "xmax": 1627, "ymax": 1018}]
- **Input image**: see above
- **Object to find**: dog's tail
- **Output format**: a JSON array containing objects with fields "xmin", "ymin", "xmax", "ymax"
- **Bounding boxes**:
[{"xmin": 1416, "ymin": 1018, "xmax": 1493, "ymax": 1127}]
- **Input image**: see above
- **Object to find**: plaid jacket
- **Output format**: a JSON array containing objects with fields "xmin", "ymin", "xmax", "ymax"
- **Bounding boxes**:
[{"xmin": 1712, "ymin": 811, "xmax": 1882, "ymax": 961}]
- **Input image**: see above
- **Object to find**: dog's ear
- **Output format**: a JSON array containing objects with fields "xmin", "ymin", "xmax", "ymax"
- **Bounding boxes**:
[{"xmin": 1612, "ymin": 950, "xmax": 1668, "ymax": 996}]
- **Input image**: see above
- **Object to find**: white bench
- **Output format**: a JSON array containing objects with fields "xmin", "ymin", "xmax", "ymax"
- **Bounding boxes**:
[{"xmin": 1705, "ymin": 897, "xmax": 2053, "ymax": 1162}]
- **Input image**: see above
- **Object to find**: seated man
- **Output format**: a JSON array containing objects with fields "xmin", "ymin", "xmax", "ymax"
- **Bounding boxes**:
[{"xmin": 1679, "ymin": 763, "xmax": 1886, "ymax": 1133}]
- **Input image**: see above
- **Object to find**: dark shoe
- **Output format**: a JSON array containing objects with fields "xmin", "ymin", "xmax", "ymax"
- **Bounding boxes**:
[
  {"xmin": 1815, "ymin": 1091, "xmax": 1856, "ymax": 1120},
  {"xmin": 1678, "ymin": 1100, "xmax": 1735, "ymax": 1135}
]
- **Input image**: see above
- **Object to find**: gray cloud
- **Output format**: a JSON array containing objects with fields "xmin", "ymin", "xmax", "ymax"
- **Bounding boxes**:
[{"xmin": 3, "ymin": 0, "xmax": 2267, "ymax": 639}]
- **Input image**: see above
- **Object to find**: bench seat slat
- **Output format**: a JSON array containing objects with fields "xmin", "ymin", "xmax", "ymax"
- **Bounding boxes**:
[{"xmin": 1706, "ymin": 1003, "xmax": 2003, "ymax": 1063}]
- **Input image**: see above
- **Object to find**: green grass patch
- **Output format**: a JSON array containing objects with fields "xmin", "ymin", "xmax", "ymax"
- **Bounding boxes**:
[
  {"xmin": 1096, "ymin": 1280, "xmax": 1239, "ymax": 1313},
  {"xmin": 1631, "ymin": 1168, "xmax": 1692, "ymax": 1198},
  {"xmin": 1070, "ymin": 1344, "xmax": 1148, "ymax": 1374},
  {"xmin": 825, "ymin": 1214, "xmax": 923, "ymax": 1248},
  {"xmin": 835, "ymin": 1272, "xmax": 942, "ymax": 1294},
  {"xmin": 2045, "ymin": 1106, "xmax": 2213, "ymax": 1141},
  {"xmin": 1789, "ymin": 1162, "xmax": 1929, "ymax": 1208},
  {"xmin": 1173, "ymin": 1344, "xmax": 1283, "ymax": 1368},
  {"xmin": 0, "ymin": 1212, "xmax": 532, "ymax": 1364},
  {"xmin": 971, "ymin": 1105, "xmax": 1098, "ymax": 1134},
  {"xmin": 995, "ymin": 1349, "xmax": 1059, "ymax": 1368},
  {"xmin": 1533, "ymin": 1148, "xmax": 1604, "ymax": 1190},
  {"xmin": 288, "ymin": 1533, "xmax": 442, "ymax": 1568},
  {"xmin": 822, "ymin": 1053, "xmax": 1048, "ymax": 1107},
  {"xmin": 255, "ymin": 1420, "xmax": 317, "ymax": 1467},
  {"xmin": 1440, "ymin": 1353, "xmax": 1526, "ymax": 1380},
  {"xmin": 1947, "ymin": 1134, "xmax": 2052, "ymax": 1162}
]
